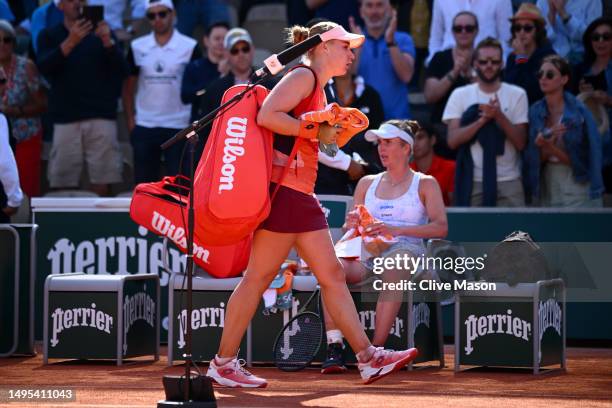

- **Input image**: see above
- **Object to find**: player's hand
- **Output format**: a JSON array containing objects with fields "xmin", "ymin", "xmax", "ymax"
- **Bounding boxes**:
[{"xmin": 317, "ymin": 123, "xmax": 339, "ymax": 145}]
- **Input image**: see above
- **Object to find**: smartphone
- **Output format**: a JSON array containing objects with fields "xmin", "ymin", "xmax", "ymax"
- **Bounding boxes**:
[{"xmin": 81, "ymin": 5, "xmax": 104, "ymax": 28}]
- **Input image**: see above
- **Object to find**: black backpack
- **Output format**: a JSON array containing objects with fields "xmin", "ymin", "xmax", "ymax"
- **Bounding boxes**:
[{"xmin": 482, "ymin": 231, "xmax": 550, "ymax": 286}]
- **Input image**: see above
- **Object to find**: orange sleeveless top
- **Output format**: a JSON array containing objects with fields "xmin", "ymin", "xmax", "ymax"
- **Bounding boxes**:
[{"xmin": 270, "ymin": 66, "xmax": 325, "ymax": 195}]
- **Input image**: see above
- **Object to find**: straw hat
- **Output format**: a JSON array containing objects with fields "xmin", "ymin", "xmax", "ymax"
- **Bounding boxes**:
[{"xmin": 509, "ymin": 3, "xmax": 545, "ymax": 24}]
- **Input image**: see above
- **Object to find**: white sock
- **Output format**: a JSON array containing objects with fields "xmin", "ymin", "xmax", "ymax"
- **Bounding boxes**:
[
  {"xmin": 326, "ymin": 329, "xmax": 344, "ymax": 345},
  {"xmin": 356, "ymin": 346, "xmax": 376, "ymax": 364},
  {"xmin": 214, "ymin": 354, "xmax": 234, "ymax": 366}
]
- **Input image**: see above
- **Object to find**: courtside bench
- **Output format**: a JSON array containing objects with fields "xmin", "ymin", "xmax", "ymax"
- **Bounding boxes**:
[
  {"xmin": 43, "ymin": 273, "xmax": 160, "ymax": 365},
  {"xmin": 167, "ymin": 273, "xmax": 444, "ymax": 368}
]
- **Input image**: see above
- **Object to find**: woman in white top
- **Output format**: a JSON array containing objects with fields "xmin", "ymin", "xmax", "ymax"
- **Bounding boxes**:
[{"xmin": 321, "ymin": 120, "xmax": 448, "ymax": 374}]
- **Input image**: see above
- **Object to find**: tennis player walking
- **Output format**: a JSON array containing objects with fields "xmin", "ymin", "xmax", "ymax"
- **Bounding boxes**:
[{"xmin": 206, "ymin": 22, "xmax": 418, "ymax": 388}]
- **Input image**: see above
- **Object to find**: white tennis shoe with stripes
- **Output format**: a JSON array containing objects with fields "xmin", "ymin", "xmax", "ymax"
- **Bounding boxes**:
[
  {"xmin": 207, "ymin": 357, "xmax": 267, "ymax": 388},
  {"xmin": 358, "ymin": 347, "xmax": 419, "ymax": 384}
]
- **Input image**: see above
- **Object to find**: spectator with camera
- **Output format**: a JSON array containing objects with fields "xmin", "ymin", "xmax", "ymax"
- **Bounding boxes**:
[
  {"xmin": 37, "ymin": 0, "xmax": 126, "ymax": 196},
  {"xmin": 526, "ymin": 55, "xmax": 603, "ymax": 207}
]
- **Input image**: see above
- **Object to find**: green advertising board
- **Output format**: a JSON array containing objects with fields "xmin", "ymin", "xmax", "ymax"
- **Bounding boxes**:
[
  {"xmin": 46, "ymin": 291, "xmax": 118, "ymax": 360},
  {"xmin": 0, "ymin": 224, "xmax": 37, "ymax": 357},
  {"xmin": 33, "ymin": 199, "xmax": 179, "ymax": 343}
]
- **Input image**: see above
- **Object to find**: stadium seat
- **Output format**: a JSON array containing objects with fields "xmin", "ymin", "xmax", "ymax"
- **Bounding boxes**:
[
  {"xmin": 242, "ymin": 3, "xmax": 288, "ymax": 53},
  {"xmin": 253, "ymin": 47, "xmax": 271, "ymax": 68}
]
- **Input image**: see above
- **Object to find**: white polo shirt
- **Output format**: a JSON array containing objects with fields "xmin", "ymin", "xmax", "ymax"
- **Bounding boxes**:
[{"xmin": 129, "ymin": 30, "xmax": 197, "ymax": 129}]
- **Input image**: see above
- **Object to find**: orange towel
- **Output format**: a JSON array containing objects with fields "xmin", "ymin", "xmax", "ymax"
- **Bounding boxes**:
[
  {"xmin": 299, "ymin": 103, "xmax": 369, "ymax": 147},
  {"xmin": 336, "ymin": 205, "xmax": 396, "ymax": 257}
]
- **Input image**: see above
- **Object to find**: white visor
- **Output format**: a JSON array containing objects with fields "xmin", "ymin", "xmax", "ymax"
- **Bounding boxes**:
[
  {"xmin": 319, "ymin": 25, "xmax": 365, "ymax": 49},
  {"xmin": 365, "ymin": 123, "xmax": 414, "ymax": 147}
]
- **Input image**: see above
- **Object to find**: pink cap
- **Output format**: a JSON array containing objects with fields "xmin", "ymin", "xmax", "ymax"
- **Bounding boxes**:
[{"xmin": 320, "ymin": 25, "xmax": 365, "ymax": 49}]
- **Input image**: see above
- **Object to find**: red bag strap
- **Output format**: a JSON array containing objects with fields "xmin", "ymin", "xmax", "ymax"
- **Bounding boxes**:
[{"xmin": 269, "ymin": 65, "xmax": 318, "ymax": 201}]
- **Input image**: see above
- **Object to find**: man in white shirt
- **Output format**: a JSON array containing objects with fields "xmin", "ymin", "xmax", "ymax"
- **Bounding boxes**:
[
  {"xmin": 0, "ymin": 112, "xmax": 23, "ymax": 223},
  {"xmin": 443, "ymin": 37, "xmax": 528, "ymax": 206},
  {"xmin": 122, "ymin": 0, "xmax": 197, "ymax": 184},
  {"xmin": 426, "ymin": 0, "xmax": 513, "ymax": 65}
]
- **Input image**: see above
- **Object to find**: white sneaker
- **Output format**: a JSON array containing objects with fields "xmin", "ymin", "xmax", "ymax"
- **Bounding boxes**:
[
  {"xmin": 358, "ymin": 347, "xmax": 418, "ymax": 384},
  {"xmin": 206, "ymin": 357, "xmax": 268, "ymax": 388}
]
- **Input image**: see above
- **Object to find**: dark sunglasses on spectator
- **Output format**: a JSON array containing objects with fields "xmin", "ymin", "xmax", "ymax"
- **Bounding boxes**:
[
  {"xmin": 0, "ymin": 37, "xmax": 13, "ymax": 44},
  {"xmin": 512, "ymin": 24, "xmax": 535, "ymax": 33},
  {"xmin": 477, "ymin": 59, "xmax": 502, "ymax": 66},
  {"xmin": 0, "ymin": 77, "xmax": 7, "ymax": 85},
  {"xmin": 146, "ymin": 10, "xmax": 169, "ymax": 20},
  {"xmin": 591, "ymin": 32, "xmax": 612, "ymax": 42},
  {"xmin": 537, "ymin": 70, "xmax": 557, "ymax": 80},
  {"xmin": 452, "ymin": 24, "xmax": 476, "ymax": 34},
  {"xmin": 230, "ymin": 45, "xmax": 251, "ymax": 55}
]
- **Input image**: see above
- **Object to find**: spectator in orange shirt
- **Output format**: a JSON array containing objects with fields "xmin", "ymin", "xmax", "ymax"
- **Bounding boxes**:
[{"xmin": 410, "ymin": 123, "xmax": 455, "ymax": 205}]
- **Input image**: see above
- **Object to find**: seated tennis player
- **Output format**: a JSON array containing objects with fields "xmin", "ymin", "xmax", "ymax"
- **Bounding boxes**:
[
  {"xmin": 205, "ymin": 23, "xmax": 419, "ymax": 388},
  {"xmin": 321, "ymin": 120, "xmax": 447, "ymax": 374}
]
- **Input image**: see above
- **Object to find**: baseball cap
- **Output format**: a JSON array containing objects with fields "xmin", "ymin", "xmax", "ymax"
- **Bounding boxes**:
[
  {"xmin": 146, "ymin": 0, "xmax": 174, "ymax": 11},
  {"xmin": 320, "ymin": 25, "xmax": 365, "ymax": 49},
  {"xmin": 365, "ymin": 123, "xmax": 414, "ymax": 147},
  {"xmin": 224, "ymin": 28, "xmax": 253, "ymax": 50}
]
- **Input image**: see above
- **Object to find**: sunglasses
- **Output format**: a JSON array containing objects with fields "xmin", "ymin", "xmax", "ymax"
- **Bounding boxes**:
[
  {"xmin": 230, "ymin": 45, "xmax": 251, "ymax": 55},
  {"xmin": 477, "ymin": 59, "xmax": 502, "ymax": 66},
  {"xmin": 0, "ymin": 37, "xmax": 13, "ymax": 44},
  {"xmin": 591, "ymin": 32, "xmax": 612, "ymax": 42},
  {"xmin": 537, "ymin": 69, "xmax": 557, "ymax": 80},
  {"xmin": 512, "ymin": 24, "xmax": 535, "ymax": 33},
  {"xmin": 452, "ymin": 24, "xmax": 476, "ymax": 34},
  {"xmin": 0, "ymin": 77, "xmax": 6, "ymax": 85},
  {"xmin": 146, "ymin": 10, "xmax": 169, "ymax": 20}
]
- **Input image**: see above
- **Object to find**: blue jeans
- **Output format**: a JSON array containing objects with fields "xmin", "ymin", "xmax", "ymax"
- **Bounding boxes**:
[{"xmin": 176, "ymin": 0, "xmax": 231, "ymax": 35}]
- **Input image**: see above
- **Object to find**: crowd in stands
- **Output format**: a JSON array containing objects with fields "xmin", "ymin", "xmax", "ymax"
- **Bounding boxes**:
[{"xmin": 1, "ymin": 0, "xmax": 612, "ymax": 220}]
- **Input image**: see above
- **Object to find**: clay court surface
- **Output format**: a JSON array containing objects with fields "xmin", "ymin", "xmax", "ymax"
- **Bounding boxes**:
[{"xmin": 1, "ymin": 345, "xmax": 611, "ymax": 408}]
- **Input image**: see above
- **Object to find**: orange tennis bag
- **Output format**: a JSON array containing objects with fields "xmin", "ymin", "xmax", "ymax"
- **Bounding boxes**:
[
  {"xmin": 193, "ymin": 84, "xmax": 275, "ymax": 246},
  {"xmin": 130, "ymin": 84, "xmax": 274, "ymax": 277},
  {"xmin": 130, "ymin": 175, "xmax": 251, "ymax": 278}
]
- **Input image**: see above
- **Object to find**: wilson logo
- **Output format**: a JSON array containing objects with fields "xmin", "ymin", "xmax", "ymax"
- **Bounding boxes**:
[
  {"xmin": 151, "ymin": 211, "xmax": 209, "ymax": 263},
  {"xmin": 218, "ymin": 117, "xmax": 248, "ymax": 193}
]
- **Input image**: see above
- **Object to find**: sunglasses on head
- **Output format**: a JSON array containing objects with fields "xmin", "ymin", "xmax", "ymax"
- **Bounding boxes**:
[
  {"xmin": 512, "ymin": 24, "xmax": 535, "ymax": 33},
  {"xmin": 477, "ymin": 59, "xmax": 502, "ymax": 66},
  {"xmin": 146, "ymin": 10, "xmax": 169, "ymax": 20},
  {"xmin": 591, "ymin": 32, "xmax": 612, "ymax": 42},
  {"xmin": 0, "ymin": 37, "xmax": 13, "ymax": 44},
  {"xmin": 230, "ymin": 44, "xmax": 251, "ymax": 55},
  {"xmin": 452, "ymin": 24, "xmax": 476, "ymax": 34},
  {"xmin": 537, "ymin": 69, "xmax": 557, "ymax": 80}
]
